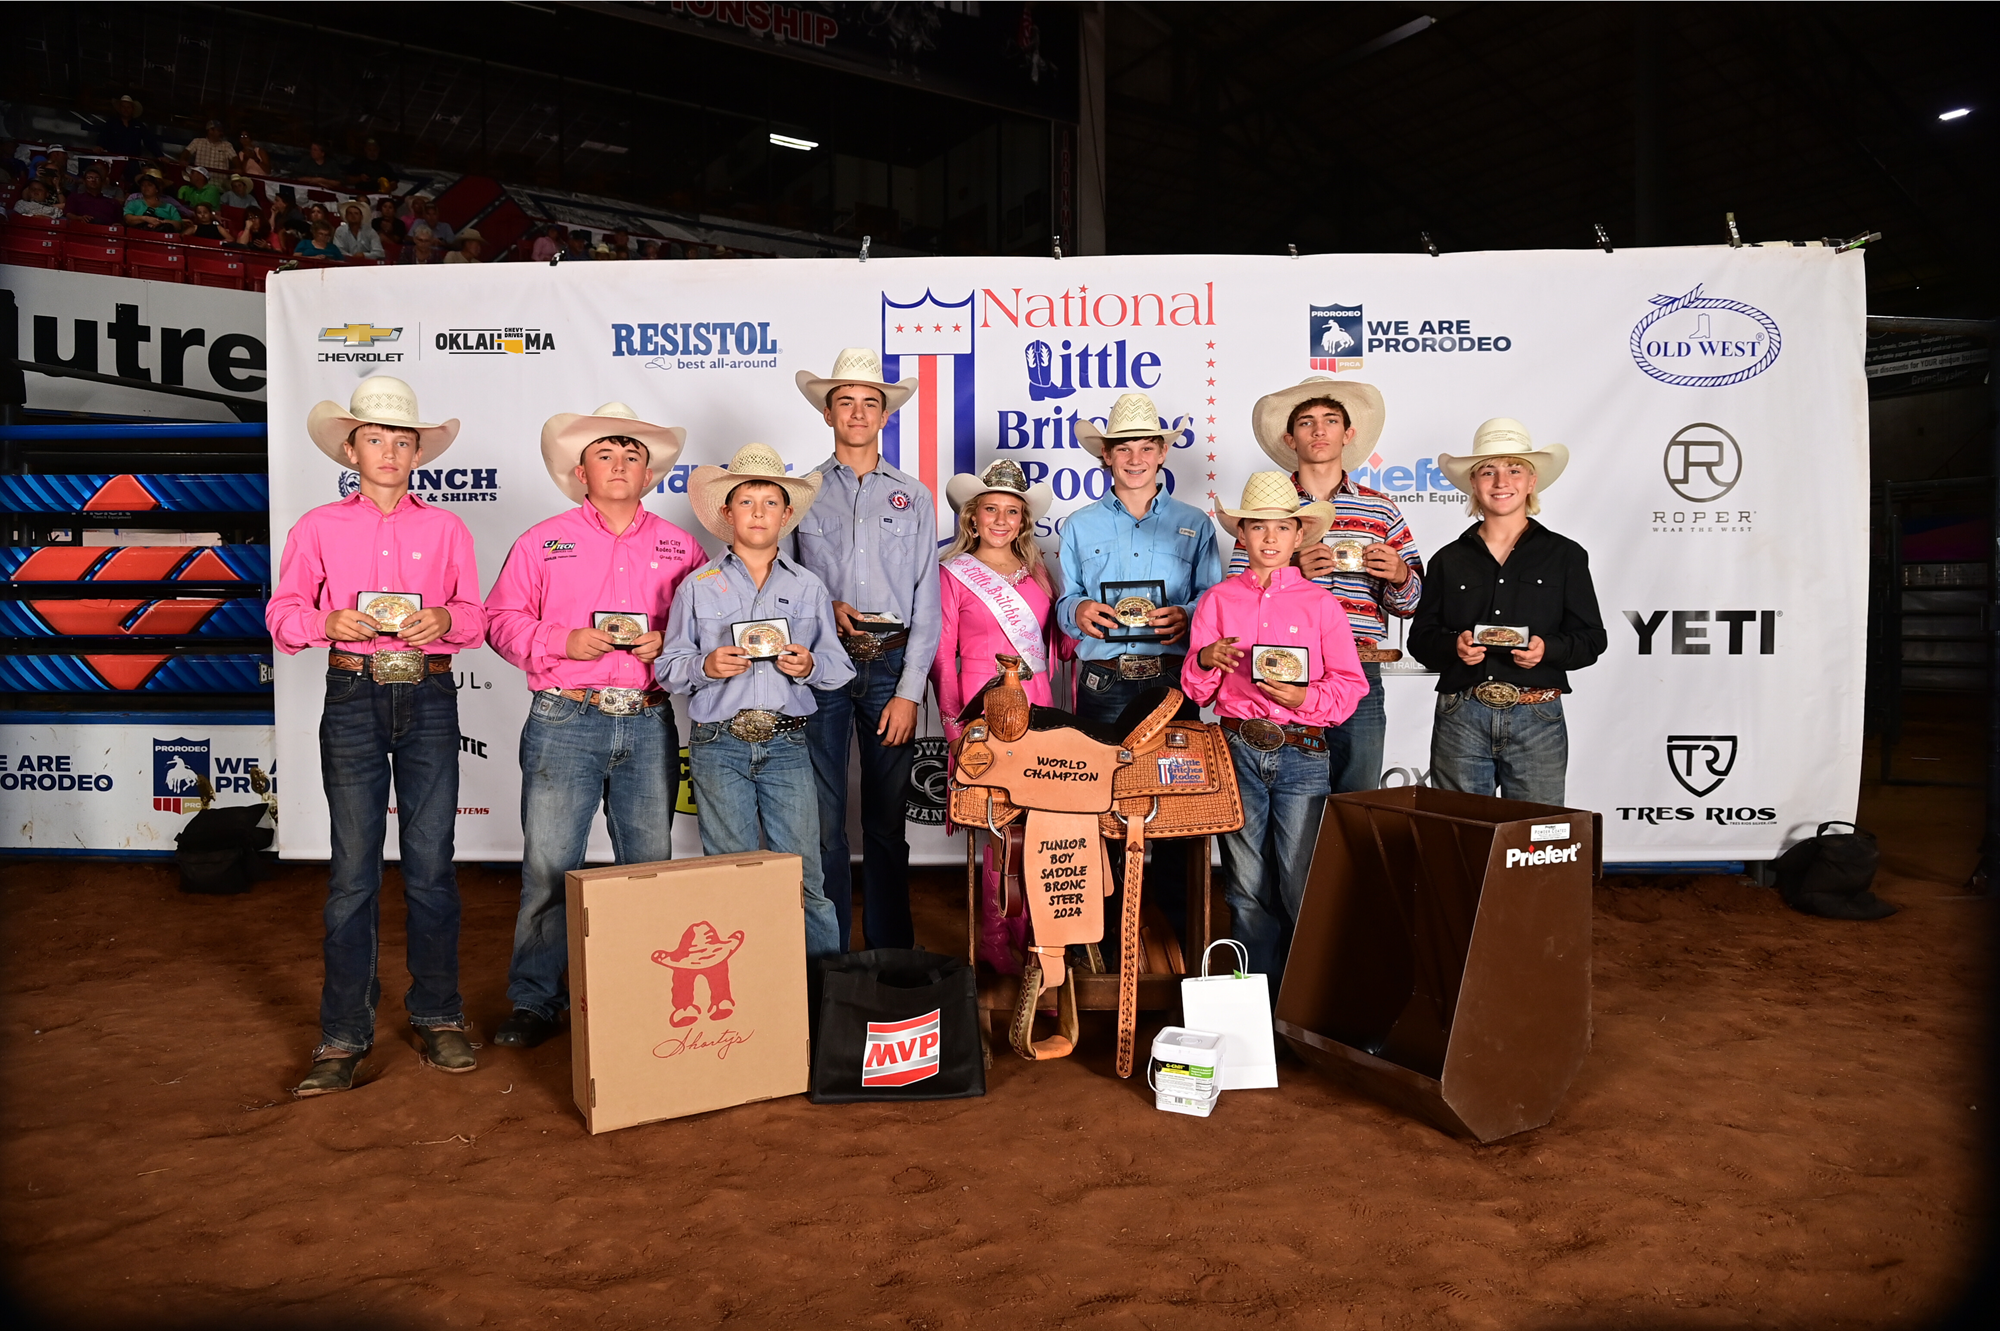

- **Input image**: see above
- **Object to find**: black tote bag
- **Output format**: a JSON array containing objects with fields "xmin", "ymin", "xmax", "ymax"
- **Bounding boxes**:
[{"xmin": 809, "ymin": 948, "xmax": 985, "ymax": 1103}]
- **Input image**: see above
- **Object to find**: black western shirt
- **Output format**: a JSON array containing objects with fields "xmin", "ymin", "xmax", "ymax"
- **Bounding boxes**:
[{"xmin": 1409, "ymin": 520, "xmax": 1606, "ymax": 694}]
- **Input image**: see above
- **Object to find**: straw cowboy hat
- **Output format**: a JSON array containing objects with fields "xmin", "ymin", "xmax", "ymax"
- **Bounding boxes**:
[
  {"xmin": 1074, "ymin": 391, "xmax": 1179, "ymax": 459},
  {"xmin": 795, "ymin": 348, "xmax": 915, "ymax": 414},
  {"xmin": 1250, "ymin": 376, "xmax": 1385, "ymax": 472},
  {"xmin": 1214, "ymin": 471, "xmax": 1337, "ymax": 546},
  {"xmin": 116, "ymin": 94, "xmax": 145, "ymax": 116},
  {"xmin": 306, "ymin": 375, "xmax": 459, "ymax": 466},
  {"xmin": 687, "ymin": 442, "xmax": 823, "ymax": 540},
  {"xmin": 539, "ymin": 401, "xmax": 686, "ymax": 504},
  {"xmin": 945, "ymin": 458, "xmax": 1052, "ymax": 523},
  {"xmin": 1436, "ymin": 418, "xmax": 1570, "ymax": 495}
]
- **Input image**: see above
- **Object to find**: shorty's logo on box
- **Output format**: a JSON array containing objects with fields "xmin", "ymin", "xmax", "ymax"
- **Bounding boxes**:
[
  {"xmin": 1506, "ymin": 842, "xmax": 1580, "ymax": 869},
  {"xmin": 861, "ymin": 1009, "xmax": 941, "ymax": 1087},
  {"xmin": 152, "ymin": 736, "xmax": 209, "ymax": 813}
]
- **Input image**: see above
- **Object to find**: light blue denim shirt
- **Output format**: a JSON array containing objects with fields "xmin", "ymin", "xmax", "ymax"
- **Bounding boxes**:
[
  {"xmin": 1055, "ymin": 485, "xmax": 1223, "ymax": 662},
  {"xmin": 656, "ymin": 549, "xmax": 856, "ymax": 722},
  {"xmin": 785, "ymin": 456, "xmax": 940, "ymax": 702}
]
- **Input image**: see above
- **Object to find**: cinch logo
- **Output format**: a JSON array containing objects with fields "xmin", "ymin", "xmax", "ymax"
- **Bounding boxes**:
[
  {"xmin": 861, "ymin": 1008, "xmax": 942, "ymax": 1087},
  {"xmin": 1309, "ymin": 302, "xmax": 1363, "ymax": 372},
  {"xmin": 1506, "ymin": 842, "xmax": 1581, "ymax": 868},
  {"xmin": 1666, "ymin": 734, "xmax": 1736, "ymax": 798},
  {"xmin": 339, "ymin": 468, "xmax": 499, "ymax": 501},
  {"xmin": 318, "ymin": 322, "xmax": 404, "ymax": 364},
  {"xmin": 436, "ymin": 327, "xmax": 554, "ymax": 355},
  {"xmin": 152, "ymin": 735, "xmax": 209, "ymax": 812},
  {"xmin": 613, "ymin": 321, "xmax": 780, "ymax": 371},
  {"xmin": 1624, "ymin": 610, "xmax": 1778, "ymax": 655},
  {"xmin": 1631, "ymin": 286, "xmax": 1781, "ymax": 387},
  {"xmin": 1664, "ymin": 423, "xmax": 1743, "ymax": 501}
]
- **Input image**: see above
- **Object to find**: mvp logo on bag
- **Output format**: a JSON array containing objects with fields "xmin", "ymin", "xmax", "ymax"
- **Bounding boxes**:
[{"xmin": 860, "ymin": 1009, "xmax": 942, "ymax": 1087}]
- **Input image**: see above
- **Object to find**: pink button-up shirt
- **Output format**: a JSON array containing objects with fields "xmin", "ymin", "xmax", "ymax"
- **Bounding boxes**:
[
  {"xmin": 1181, "ymin": 566, "xmax": 1368, "ymax": 727},
  {"xmin": 267, "ymin": 491, "xmax": 485, "ymax": 655},
  {"xmin": 484, "ymin": 502, "xmax": 706, "ymax": 692}
]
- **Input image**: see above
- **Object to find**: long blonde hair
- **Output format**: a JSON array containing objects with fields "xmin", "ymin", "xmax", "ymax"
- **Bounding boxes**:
[
  {"xmin": 941, "ymin": 494, "xmax": 1051, "ymax": 594},
  {"xmin": 1466, "ymin": 455, "xmax": 1543, "ymax": 520}
]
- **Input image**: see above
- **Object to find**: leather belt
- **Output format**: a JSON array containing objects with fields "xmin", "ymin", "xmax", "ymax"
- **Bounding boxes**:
[
  {"xmin": 1468, "ymin": 682, "xmax": 1562, "ymax": 710},
  {"xmin": 1221, "ymin": 716, "xmax": 1328, "ymax": 753},
  {"xmin": 721, "ymin": 709, "xmax": 807, "ymax": 743},
  {"xmin": 551, "ymin": 686, "xmax": 663, "ymax": 716},
  {"xmin": 841, "ymin": 629, "xmax": 910, "ymax": 662},
  {"xmin": 330, "ymin": 649, "xmax": 450, "ymax": 685},
  {"xmin": 1086, "ymin": 653, "xmax": 1182, "ymax": 682},
  {"xmin": 1354, "ymin": 639, "xmax": 1403, "ymax": 664}
]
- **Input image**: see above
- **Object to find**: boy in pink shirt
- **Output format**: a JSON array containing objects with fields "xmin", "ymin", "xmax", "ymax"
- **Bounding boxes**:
[
  {"xmin": 483, "ymin": 403, "xmax": 704, "ymax": 1050},
  {"xmin": 1182, "ymin": 472, "xmax": 1368, "ymax": 989},
  {"xmin": 270, "ymin": 376, "xmax": 485, "ymax": 1097}
]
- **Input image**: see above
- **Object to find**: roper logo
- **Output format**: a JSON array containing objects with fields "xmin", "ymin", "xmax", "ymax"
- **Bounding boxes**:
[
  {"xmin": 1506, "ymin": 842, "xmax": 1581, "ymax": 868},
  {"xmin": 1309, "ymin": 301, "xmax": 1364, "ymax": 372},
  {"xmin": 152, "ymin": 736, "xmax": 210, "ymax": 813},
  {"xmin": 1666, "ymin": 735, "xmax": 1738, "ymax": 798},
  {"xmin": 1663, "ymin": 423, "xmax": 1743, "ymax": 501},
  {"xmin": 861, "ymin": 1008, "xmax": 942, "ymax": 1087},
  {"xmin": 1631, "ymin": 286, "xmax": 1781, "ymax": 387}
]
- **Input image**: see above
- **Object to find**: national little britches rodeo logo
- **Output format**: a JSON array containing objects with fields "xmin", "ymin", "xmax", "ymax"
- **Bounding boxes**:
[
  {"xmin": 1630, "ymin": 286, "xmax": 1782, "ymax": 388},
  {"xmin": 651, "ymin": 922, "xmax": 743, "ymax": 1028}
]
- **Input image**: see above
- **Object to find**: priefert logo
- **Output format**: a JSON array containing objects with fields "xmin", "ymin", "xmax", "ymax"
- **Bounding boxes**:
[{"xmin": 1506, "ymin": 842, "xmax": 1581, "ymax": 868}]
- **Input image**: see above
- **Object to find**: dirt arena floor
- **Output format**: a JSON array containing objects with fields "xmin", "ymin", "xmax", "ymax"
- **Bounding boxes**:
[{"xmin": 2, "ymin": 710, "xmax": 1993, "ymax": 1328}]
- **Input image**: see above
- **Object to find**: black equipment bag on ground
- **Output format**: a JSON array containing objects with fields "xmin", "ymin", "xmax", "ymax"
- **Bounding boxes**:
[
  {"xmin": 173, "ymin": 804, "xmax": 273, "ymax": 895},
  {"xmin": 1771, "ymin": 821, "xmax": 1895, "ymax": 920},
  {"xmin": 809, "ymin": 948, "xmax": 985, "ymax": 1103}
]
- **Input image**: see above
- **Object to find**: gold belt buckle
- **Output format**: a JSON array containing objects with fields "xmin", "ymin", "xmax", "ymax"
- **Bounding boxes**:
[
  {"xmin": 842, "ymin": 633, "xmax": 884, "ymax": 662},
  {"xmin": 368, "ymin": 649, "xmax": 426, "ymax": 685},
  {"xmin": 594, "ymin": 687, "xmax": 648, "ymax": 716},
  {"xmin": 1117, "ymin": 654, "xmax": 1163, "ymax": 681},
  {"xmin": 1238, "ymin": 718, "xmax": 1287, "ymax": 751},
  {"xmin": 1472, "ymin": 681, "xmax": 1522, "ymax": 710},
  {"xmin": 727, "ymin": 709, "xmax": 780, "ymax": 743}
]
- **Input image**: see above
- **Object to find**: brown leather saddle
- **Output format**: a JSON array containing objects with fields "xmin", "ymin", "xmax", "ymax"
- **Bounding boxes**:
[{"xmin": 951, "ymin": 656, "xmax": 1244, "ymax": 1076}]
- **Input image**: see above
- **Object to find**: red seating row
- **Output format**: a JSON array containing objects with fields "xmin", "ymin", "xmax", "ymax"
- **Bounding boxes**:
[{"xmin": 0, "ymin": 213, "xmax": 374, "ymax": 290}]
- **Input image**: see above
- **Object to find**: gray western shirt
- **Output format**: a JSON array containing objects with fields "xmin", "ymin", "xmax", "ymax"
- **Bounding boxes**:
[{"xmin": 656, "ymin": 549, "xmax": 856, "ymax": 723}]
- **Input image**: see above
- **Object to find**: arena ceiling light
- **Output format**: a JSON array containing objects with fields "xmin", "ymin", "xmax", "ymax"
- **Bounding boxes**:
[
  {"xmin": 1937, "ymin": 107, "xmax": 1971, "ymax": 121},
  {"xmin": 769, "ymin": 133, "xmax": 818, "ymax": 151}
]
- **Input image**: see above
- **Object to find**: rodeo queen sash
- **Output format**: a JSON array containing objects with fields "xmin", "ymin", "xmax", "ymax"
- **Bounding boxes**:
[{"xmin": 942, "ymin": 554, "xmax": 1050, "ymax": 679}]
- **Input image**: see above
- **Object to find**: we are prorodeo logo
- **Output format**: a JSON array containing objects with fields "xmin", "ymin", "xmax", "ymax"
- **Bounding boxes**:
[{"xmin": 1631, "ymin": 286, "xmax": 1781, "ymax": 388}]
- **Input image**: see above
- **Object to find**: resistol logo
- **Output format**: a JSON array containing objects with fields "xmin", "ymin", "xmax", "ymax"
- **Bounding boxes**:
[{"xmin": 436, "ymin": 326, "xmax": 554, "ymax": 355}]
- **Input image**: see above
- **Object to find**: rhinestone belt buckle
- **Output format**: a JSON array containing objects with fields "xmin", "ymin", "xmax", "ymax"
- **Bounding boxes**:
[
  {"xmin": 1238, "ymin": 717, "xmax": 1287, "ymax": 751},
  {"xmin": 727, "ymin": 709, "xmax": 780, "ymax": 743},
  {"xmin": 1116, "ymin": 654, "xmax": 1163, "ymax": 681},
  {"xmin": 842, "ymin": 632, "xmax": 884, "ymax": 662},
  {"xmin": 1472, "ymin": 681, "xmax": 1523, "ymax": 710},
  {"xmin": 368, "ymin": 650, "xmax": 426, "ymax": 685},
  {"xmin": 594, "ymin": 687, "xmax": 648, "ymax": 716}
]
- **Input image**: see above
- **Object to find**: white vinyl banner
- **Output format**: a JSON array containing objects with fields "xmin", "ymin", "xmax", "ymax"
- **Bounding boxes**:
[{"xmin": 266, "ymin": 248, "xmax": 1867, "ymax": 863}]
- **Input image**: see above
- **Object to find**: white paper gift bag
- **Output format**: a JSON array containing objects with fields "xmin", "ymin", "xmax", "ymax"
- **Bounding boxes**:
[{"xmin": 1180, "ymin": 939, "xmax": 1277, "ymax": 1089}]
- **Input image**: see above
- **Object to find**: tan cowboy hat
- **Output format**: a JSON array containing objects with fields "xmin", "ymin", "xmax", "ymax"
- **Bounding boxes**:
[
  {"xmin": 1250, "ymin": 376, "xmax": 1385, "ymax": 472},
  {"xmin": 944, "ymin": 458, "xmax": 1052, "ymax": 523},
  {"xmin": 116, "ymin": 94, "xmax": 144, "ymax": 115},
  {"xmin": 305, "ymin": 375, "xmax": 459, "ymax": 465},
  {"xmin": 1436, "ymin": 418, "xmax": 1570, "ymax": 495},
  {"xmin": 688, "ymin": 443, "xmax": 823, "ymax": 541},
  {"xmin": 455, "ymin": 227, "xmax": 483, "ymax": 244},
  {"xmin": 539, "ymin": 401, "xmax": 686, "ymax": 504},
  {"xmin": 1215, "ymin": 471, "xmax": 1337, "ymax": 546},
  {"xmin": 795, "ymin": 347, "xmax": 915, "ymax": 414},
  {"xmin": 1074, "ymin": 391, "xmax": 1180, "ymax": 459}
]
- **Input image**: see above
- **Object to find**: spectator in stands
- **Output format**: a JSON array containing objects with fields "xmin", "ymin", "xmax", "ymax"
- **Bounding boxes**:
[
  {"xmin": 296, "ymin": 219, "xmax": 344, "ymax": 260},
  {"xmin": 183, "ymin": 202, "xmax": 227, "ymax": 241},
  {"xmin": 333, "ymin": 201, "xmax": 386, "ymax": 261},
  {"xmin": 529, "ymin": 222, "xmax": 563, "ymax": 262},
  {"xmin": 177, "ymin": 165, "xmax": 222, "ymax": 213},
  {"xmin": 220, "ymin": 172, "xmax": 259, "ymax": 211},
  {"xmin": 443, "ymin": 227, "xmax": 485, "ymax": 264},
  {"xmin": 347, "ymin": 137, "xmax": 400, "ymax": 193},
  {"xmin": 639, "ymin": 239, "xmax": 662, "ymax": 260},
  {"xmin": 66, "ymin": 167, "xmax": 124, "ymax": 225},
  {"xmin": 400, "ymin": 192, "xmax": 431, "ymax": 226},
  {"xmin": 607, "ymin": 226, "xmax": 634, "ymax": 259},
  {"xmin": 235, "ymin": 130, "xmax": 273, "ymax": 177},
  {"xmin": 94, "ymin": 95, "xmax": 165, "ymax": 162},
  {"xmin": 184, "ymin": 119, "xmax": 236, "ymax": 174},
  {"xmin": 12, "ymin": 180, "xmax": 64, "ymax": 219},
  {"xmin": 562, "ymin": 229, "xmax": 594, "ymax": 261},
  {"xmin": 122, "ymin": 173, "xmax": 184, "ymax": 231},
  {"xmin": 231, "ymin": 210, "xmax": 274, "ymax": 250},
  {"xmin": 296, "ymin": 141, "xmax": 344, "ymax": 189},
  {"xmin": 399, "ymin": 222, "xmax": 442, "ymax": 265},
  {"xmin": 305, "ymin": 202, "xmax": 334, "ymax": 234},
  {"xmin": 268, "ymin": 195, "xmax": 308, "ymax": 246},
  {"xmin": 373, "ymin": 196, "xmax": 407, "ymax": 246},
  {"xmin": 34, "ymin": 147, "xmax": 80, "ymax": 197},
  {"xmin": 418, "ymin": 198, "xmax": 455, "ymax": 247}
]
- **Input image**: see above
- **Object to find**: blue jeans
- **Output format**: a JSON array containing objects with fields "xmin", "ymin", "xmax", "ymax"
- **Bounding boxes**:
[
  {"xmin": 688, "ymin": 722, "xmax": 841, "ymax": 960},
  {"xmin": 510, "ymin": 692, "xmax": 678, "ymax": 1020},
  {"xmin": 318, "ymin": 667, "xmax": 463, "ymax": 1053},
  {"xmin": 806, "ymin": 646, "xmax": 913, "ymax": 951},
  {"xmin": 1429, "ymin": 690, "xmax": 1569, "ymax": 805},
  {"xmin": 1217, "ymin": 730, "xmax": 1332, "ymax": 993},
  {"xmin": 1332, "ymin": 661, "xmax": 1383, "ymax": 794},
  {"xmin": 1073, "ymin": 660, "xmax": 1195, "ymax": 944}
]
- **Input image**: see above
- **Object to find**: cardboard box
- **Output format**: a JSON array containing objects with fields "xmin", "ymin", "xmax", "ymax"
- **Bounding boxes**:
[{"xmin": 566, "ymin": 852, "xmax": 810, "ymax": 1134}]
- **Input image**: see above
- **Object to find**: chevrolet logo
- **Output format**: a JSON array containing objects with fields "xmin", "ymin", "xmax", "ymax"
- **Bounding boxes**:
[{"xmin": 320, "ymin": 323, "xmax": 402, "ymax": 346}]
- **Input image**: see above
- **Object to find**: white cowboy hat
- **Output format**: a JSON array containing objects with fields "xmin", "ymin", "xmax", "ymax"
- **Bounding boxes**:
[
  {"xmin": 1436, "ymin": 418, "xmax": 1570, "ymax": 495},
  {"xmin": 116, "ymin": 94, "xmax": 145, "ymax": 115},
  {"xmin": 1251, "ymin": 376, "xmax": 1385, "ymax": 472},
  {"xmin": 687, "ymin": 442, "xmax": 823, "ymax": 541},
  {"xmin": 1215, "ymin": 471, "xmax": 1337, "ymax": 546},
  {"xmin": 305, "ymin": 375, "xmax": 459, "ymax": 465},
  {"xmin": 795, "ymin": 347, "xmax": 915, "ymax": 414},
  {"xmin": 1074, "ymin": 392, "xmax": 1180, "ymax": 459},
  {"xmin": 539, "ymin": 402, "xmax": 687, "ymax": 504},
  {"xmin": 944, "ymin": 458, "xmax": 1052, "ymax": 523}
]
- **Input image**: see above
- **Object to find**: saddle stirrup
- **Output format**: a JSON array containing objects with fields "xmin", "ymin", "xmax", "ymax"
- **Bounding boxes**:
[{"xmin": 1009, "ymin": 949, "xmax": 1080, "ymax": 1061}]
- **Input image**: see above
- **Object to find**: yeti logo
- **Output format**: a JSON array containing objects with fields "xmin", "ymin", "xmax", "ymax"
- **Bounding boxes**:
[
  {"xmin": 651, "ymin": 922, "xmax": 744, "ymax": 1028},
  {"xmin": 1309, "ymin": 302, "xmax": 1364, "ymax": 372},
  {"xmin": 152, "ymin": 736, "xmax": 211, "ymax": 813}
]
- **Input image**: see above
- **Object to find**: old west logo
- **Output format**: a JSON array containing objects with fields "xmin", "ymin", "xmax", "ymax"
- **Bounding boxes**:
[
  {"xmin": 1631, "ymin": 286, "xmax": 1782, "ymax": 387},
  {"xmin": 436, "ymin": 327, "xmax": 554, "ymax": 355}
]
